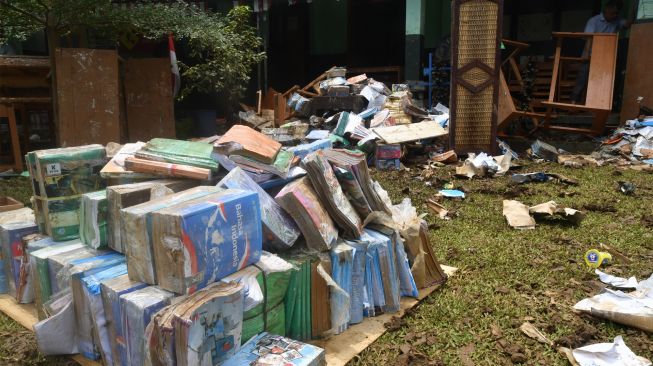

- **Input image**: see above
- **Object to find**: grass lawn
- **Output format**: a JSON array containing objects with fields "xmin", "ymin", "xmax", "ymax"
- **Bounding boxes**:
[{"xmin": 1, "ymin": 161, "xmax": 652, "ymax": 365}]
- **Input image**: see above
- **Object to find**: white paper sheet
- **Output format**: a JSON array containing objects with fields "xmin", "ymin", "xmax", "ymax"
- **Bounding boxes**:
[
  {"xmin": 596, "ymin": 269, "xmax": 638, "ymax": 289},
  {"xmin": 572, "ymin": 336, "xmax": 651, "ymax": 366}
]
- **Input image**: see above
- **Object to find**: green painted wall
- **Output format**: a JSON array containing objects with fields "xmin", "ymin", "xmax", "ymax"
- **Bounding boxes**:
[
  {"xmin": 406, "ymin": 0, "xmax": 426, "ymax": 35},
  {"xmin": 425, "ymin": 0, "xmax": 451, "ymax": 49},
  {"xmin": 309, "ymin": 0, "xmax": 348, "ymax": 55}
]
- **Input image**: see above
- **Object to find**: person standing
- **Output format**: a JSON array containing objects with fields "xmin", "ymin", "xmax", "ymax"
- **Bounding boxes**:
[{"xmin": 570, "ymin": 0, "xmax": 635, "ymax": 104}]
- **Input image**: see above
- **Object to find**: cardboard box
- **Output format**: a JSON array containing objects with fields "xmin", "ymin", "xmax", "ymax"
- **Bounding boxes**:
[
  {"xmin": 374, "ymin": 158, "xmax": 401, "ymax": 171},
  {"xmin": 375, "ymin": 144, "xmax": 402, "ymax": 160},
  {"xmin": 106, "ymin": 179, "xmax": 198, "ymax": 253},
  {"xmin": 121, "ymin": 186, "xmax": 222, "ymax": 285},
  {"xmin": 152, "ymin": 189, "xmax": 262, "ymax": 295}
]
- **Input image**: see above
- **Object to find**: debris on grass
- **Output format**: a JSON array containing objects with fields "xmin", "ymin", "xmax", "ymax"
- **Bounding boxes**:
[{"xmin": 571, "ymin": 336, "xmax": 651, "ymax": 366}]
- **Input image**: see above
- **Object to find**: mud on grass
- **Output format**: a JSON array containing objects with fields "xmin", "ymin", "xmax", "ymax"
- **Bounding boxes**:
[{"xmin": 354, "ymin": 163, "xmax": 653, "ymax": 365}]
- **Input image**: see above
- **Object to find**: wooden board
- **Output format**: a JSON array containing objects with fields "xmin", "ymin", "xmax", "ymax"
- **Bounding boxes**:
[
  {"xmin": 311, "ymin": 265, "xmax": 457, "ymax": 366},
  {"xmin": 621, "ymin": 23, "xmax": 653, "ymax": 122},
  {"xmin": 123, "ymin": 58, "xmax": 176, "ymax": 142},
  {"xmin": 0, "ymin": 295, "xmax": 100, "ymax": 366},
  {"xmin": 585, "ymin": 34, "xmax": 617, "ymax": 110},
  {"xmin": 55, "ymin": 48, "xmax": 120, "ymax": 147},
  {"xmin": 372, "ymin": 120, "xmax": 448, "ymax": 144},
  {"xmin": 498, "ymin": 71, "xmax": 516, "ymax": 128}
]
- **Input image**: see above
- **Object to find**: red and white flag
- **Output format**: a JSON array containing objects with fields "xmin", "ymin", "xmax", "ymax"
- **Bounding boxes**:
[{"xmin": 168, "ymin": 33, "xmax": 180, "ymax": 98}]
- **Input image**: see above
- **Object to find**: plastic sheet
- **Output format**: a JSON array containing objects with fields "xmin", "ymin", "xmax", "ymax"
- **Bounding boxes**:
[
  {"xmin": 34, "ymin": 290, "xmax": 78, "ymax": 355},
  {"xmin": 330, "ymin": 244, "xmax": 353, "ymax": 334},
  {"xmin": 79, "ymin": 190, "xmax": 108, "ymax": 249},
  {"xmin": 275, "ymin": 177, "xmax": 338, "ymax": 252},
  {"xmin": 70, "ymin": 255, "xmax": 126, "ymax": 361},
  {"xmin": 365, "ymin": 229, "xmax": 401, "ymax": 313},
  {"xmin": 100, "ymin": 274, "xmax": 148, "ymax": 366},
  {"xmin": 285, "ymin": 257, "xmax": 313, "ymax": 341},
  {"xmin": 218, "ymin": 168, "xmax": 300, "ymax": 252},
  {"xmin": 302, "ymin": 151, "xmax": 363, "ymax": 238},
  {"xmin": 16, "ymin": 235, "xmax": 54, "ymax": 304},
  {"xmin": 80, "ymin": 264, "xmax": 128, "ymax": 362},
  {"xmin": 29, "ymin": 241, "xmax": 85, "ymax": 318},
  {"xmin": 120, "ymin": 286, "xmax": 174, "ymax": 366}
]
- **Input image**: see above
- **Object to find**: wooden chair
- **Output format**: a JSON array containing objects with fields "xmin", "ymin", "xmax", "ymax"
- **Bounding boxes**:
[
  {"xmin": 498, "ymin": 70, "xmax": 545, "ymax": 134},
  {"xmin": 498, "ymin": 39, "xmax": 546, "ymax": 134},
  {"xmin": 539, "ymin": 32, "xmax": 618, "ymax": 136},
  {"xmin": 0, "ymin": 102, "xmax": 24, "ymax": 172}
]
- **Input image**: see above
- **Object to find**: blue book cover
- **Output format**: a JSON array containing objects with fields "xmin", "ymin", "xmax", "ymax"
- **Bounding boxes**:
[
  {"xmin": 222, "ymin": 332, "xmax": 325, "ymax": 366},
  {"xmin": 217, "ymin": 167, "xmax": 300, "ymax": 252},
  {"xmin": 365, "ymin": 230, "xmax": 401, "ymax": 313},
  {"xmin": 79, "ymin": 264, "xmax": 128, "ymax": 361},
  {"xmin": 0, "ymin": 222, "xmax": 38, "ymax": 295},
  {"xmin": 100, "ymin": 275, "xmax": 147, "ymax": 366},
  {"xmin": 153, "ymin": 189, "xmax": 263, "ymax": 295},
  {"xmin": 120, "ymin": 286, "xmax": 173, "ymax": 366},
  {"xmin": 71, "ymin": 255, "xmax": 126, "ymax": 360}
]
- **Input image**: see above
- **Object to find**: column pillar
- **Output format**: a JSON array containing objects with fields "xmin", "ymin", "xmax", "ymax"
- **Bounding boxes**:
[{"xmin": 404, "ymin": 0, "xmax": 425, "ymax": 81}]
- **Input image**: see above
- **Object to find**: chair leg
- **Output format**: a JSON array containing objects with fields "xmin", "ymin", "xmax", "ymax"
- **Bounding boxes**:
[{"xmin": 0, "ymin": 104, "xmax": 24, "ymax": 172}]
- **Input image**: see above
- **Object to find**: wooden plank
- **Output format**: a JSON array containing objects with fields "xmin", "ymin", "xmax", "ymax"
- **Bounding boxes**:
[
  {"xmin": 0, "ymin": 56, "xmax": 50, "ymax": 69},
  {"xmin": 312, "ymin": 265, "xmax": 457, "ymax": 366},
  {"xmin": 0, "ymin": 295, "xmax": 100, "ymax": 366},
  {"xmin": 0, "ymin": 97, "xmax": 51, "ymax": 104},
  {"xmin": 55, "ymin": 48, "xmax": 121, "ymax": 147},
  {"xmin": 124, "ymin": 157, "xmax": 211, "ymax": 180},
  {"xmin": 0, "ymin": 104, "xmax": 23, "ymax": 172},
  {"xmin": 123, "ymin": 58, "xmax": 176, "ymax": 142},
  {"xmin": 621, "ymin": 23, "xmax": 653, "ymax": 122},
  {"xmin": 585, "ymin": 34, "xmax": 617, "ymax": 110},
  {"xmin": 548, "ymin": 38, "xmax": 562, "ymax": 104},
  {"xmin": 372, "ymin": 120, "xmax": 448, "ymax": 144},
  {"xmin": 498, "ymin": 71, "xmax": 517, "ymax": 129}
]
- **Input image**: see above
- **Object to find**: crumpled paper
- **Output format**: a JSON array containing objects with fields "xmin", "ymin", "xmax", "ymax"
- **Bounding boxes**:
[
  {"xmin": 574, "ymin": 273, "xmax": 653, "ymax": 332},
  {"xmin": 596, "ymin": 269, "xmax": 638, "ymax": 289},
  {"xmin": 572, "ymin": 336, "xmax": 651, "ymax": 366}
]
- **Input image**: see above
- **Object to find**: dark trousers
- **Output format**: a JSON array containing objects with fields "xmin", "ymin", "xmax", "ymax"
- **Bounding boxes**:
[{"xmin": 570, "ymin": 63, "xmax": 590, "ymax": 103}]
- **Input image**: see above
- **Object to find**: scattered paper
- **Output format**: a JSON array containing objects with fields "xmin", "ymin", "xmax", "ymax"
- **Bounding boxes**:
[
  {"xmin": 439, "ymin": 190, "xmax": 465, "ymax": 199},
  {"xmin": 520, "ymin": 322, "xmax": 553, "ymax": 346},
  {"xmin": 574, "ymin": 273, "xmax": 653, "ymax": 332},
  {"xmin": 572, "ymin": 336, "xmax": 651, "ymax": 366},
  {"xmin": 503, "ymin": 200, "xmax": 536, "ymax": 230},
  {"xmin": 596, "ymin": 270, "xmax": 638, "ymax": 289},
  {"xmin": 426, "ymin": 199, "xmax": 450, "ymax": 220}
]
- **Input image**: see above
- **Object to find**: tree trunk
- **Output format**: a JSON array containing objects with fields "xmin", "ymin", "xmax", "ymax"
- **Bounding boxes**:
[{"xmin": 45, "ymin": 19, "xmax": 60, "ymax": 146}]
